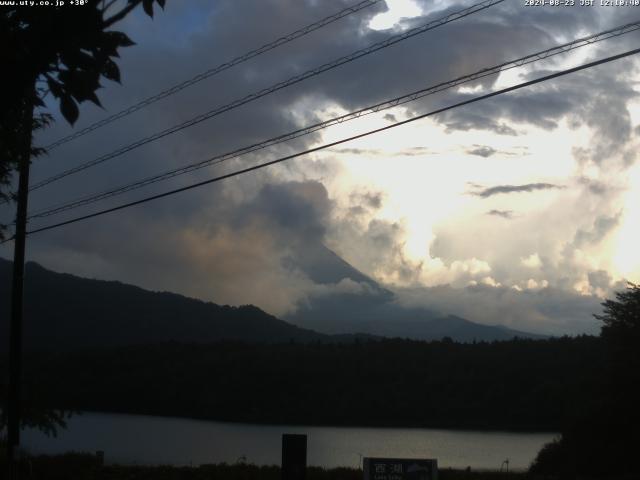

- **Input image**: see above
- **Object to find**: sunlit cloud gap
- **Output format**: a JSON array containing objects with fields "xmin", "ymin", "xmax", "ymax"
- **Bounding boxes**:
[{"xmin": 369, "ymin": 0, "xmax": 422, "ymax": 30}]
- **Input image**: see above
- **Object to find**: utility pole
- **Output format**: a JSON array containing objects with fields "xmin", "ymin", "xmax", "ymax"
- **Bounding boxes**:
[{"xmin": 6, "ymin": 82, "xmax": 35, "ymax": 480}]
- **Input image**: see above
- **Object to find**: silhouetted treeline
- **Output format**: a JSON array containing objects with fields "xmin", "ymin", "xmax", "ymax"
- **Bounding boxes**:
[
  {"xmin": 1, "ymin": 336, "xmax": 604, "ymax": 431},
  {"xmin": 530, "ymin": 283, "xmax": 640, "ymax": 478}
]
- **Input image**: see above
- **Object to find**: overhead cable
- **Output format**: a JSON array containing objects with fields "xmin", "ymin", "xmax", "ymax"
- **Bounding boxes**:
[
  {"xmin": 28, "ymin": 20, "xmax": 640, "ymax": 220},
  {"xmin": 43, "ymin": 0, "xmax": 383, "ymax": 150},
  {"xmin": 26, "ymin": 47, "xmax": 640, "ymax": 236},
  {"xmin": 29, "ymin": 0, "xmax": 504, "ymax": 192}
]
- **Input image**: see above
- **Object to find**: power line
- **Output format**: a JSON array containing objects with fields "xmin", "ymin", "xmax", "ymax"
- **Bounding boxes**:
[
  {"xmin": 0, "ymin": 235, "xmax": 15, "ymax": 245},
  {"xmin": 44, "ymin": 0, "xmax": 383, "ymax": 151},
  {"xmin": 25, "ymin": 47, "xmax": 640, "ymax": 236},
  {"xmin": 27, "ymin": 20, "xmax": 640, "ymax": 220},
  {"xmin": 29, "ymin": 0, "xmax": 504, "ymax": 192}
]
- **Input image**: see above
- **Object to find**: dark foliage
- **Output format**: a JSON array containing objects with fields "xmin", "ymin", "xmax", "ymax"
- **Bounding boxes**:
[
  {"xmin": 0, "ymin": 0, "xmax": 165, "ymax": 236},
  {"xmin": 530, "ymin": 283, "xmax": 640, "ymax": 478},
  {"xmin": 0, "ymin": 456, "xmax": 534, "ymax": 480},
  {"xmin": 1, "ymin": 0, "xmax": 165, "ymax": 121},
  {"xmin": 595, "ymin": 282, "xmax": 640, "ymax": 393},
  {"xmin": 0, "ymin": 107, "xmax": 50, "ymax": 237},
  {"xmin": 0, "ymin": 258, "xmax": 608, "ymax": 433},
  {"xmin": 0, "ymin": 336, "xmax": 603, "ymax": 432},
  {"xmin": 0, "ymin": 0, "xmax": 166, "ymax": 437}
]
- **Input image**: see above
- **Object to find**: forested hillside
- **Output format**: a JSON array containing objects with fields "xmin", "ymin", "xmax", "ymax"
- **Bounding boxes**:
[{"xmin": 4, "ymin": 336, "xmax": 604, "ymax": 431}]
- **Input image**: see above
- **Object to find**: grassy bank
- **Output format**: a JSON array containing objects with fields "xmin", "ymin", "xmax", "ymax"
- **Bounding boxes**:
[{"xmin": 0, "ymin": 452, "xmax": 532, "ymax": 480}]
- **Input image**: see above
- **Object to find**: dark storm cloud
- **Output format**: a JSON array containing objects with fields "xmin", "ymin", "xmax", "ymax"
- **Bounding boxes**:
[
  {"xmin": 576, "ymin": 176, "xmax": 611, "ymax": 196},
  {"xmin": 442, "ymin": 116, "xmax": 518, "ymax": 136},
  {"xmin": 588, "ymin": 270, "xmax": 613, "ymax": 291},
  {"xmin": 570, "ymin": 84, "xmax": 637, "ymax": 168},
  {"xmin": 467, "ymin": 145, "xmax": 497, "ymax": 157},
  {"xmin": 486, "ymin": 209, "xmax": 514, "ymax": 219},
  {"xmin": 233, "ymin": 181, "xmax": 331, "ymax": 240},
  {"xmin": 300, "ymin": 15, "xmax": 556, "ymax": 115},
  {"xmin": 419, "ymin": 1, "xmax": 640, "ymax": 167},
  {"xmin": 436, "ymin": 50, "xmax": 640, "ymax": 170},
  {"xmin": 572, "ymin": 213, "xmax": 620, "ymax": 248},
  {"xmin": 399, "ymin": 146, "xmax": 438, "ymax": 156},
  {"xmin": 26, "ymin": 0, "xmax": 390, "ymax": 210},
  {"xmin": 471, "ymin": 182, "xmax": 563, "ymax": 198},
  {"xmin": 330, "ymin": 147, "xmax": 382, "ymax": 155},
  {"xmin": 438, "ymin": 85, "xmax": 576, "ymax": 132},
  {"xmin": 350, "ymin": 190, "xmax": 384, "ymax": 210},
  {"xmin": 25, "ymin": 0, "xmax": 629, "ymax": 216},
  {"xmin": 12, "ymin": 179, "xmax": 339, "ymax": 316},
  {"xmin": 330, "ymin": 146, "xmax": 436, "ymax": 157},
  {"xmin": 466, "ymin": 144, "xmax": 522, "ymax": 158}
]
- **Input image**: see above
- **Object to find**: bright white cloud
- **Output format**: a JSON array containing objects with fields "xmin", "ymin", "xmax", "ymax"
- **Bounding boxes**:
[
  {"xmin": 612, "ymin": 164, "xmax": 640, "ymax": 283},
  {"xmin": 522, "ymin": 254, "xmax": 542, "ymax": 269},
  {"xmin": 368, "ymin": 0, "xmax": 422, "ymax": 30}
]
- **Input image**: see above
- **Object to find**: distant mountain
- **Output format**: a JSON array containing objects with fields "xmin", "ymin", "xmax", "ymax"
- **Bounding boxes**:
[
  {"xmin": 0, "ymin": 250, "xmax": 543, "ymax": 351},
  {"xmin": 287, "ymin": 296, "xmax": 544, "ymax": 342},
  {"xmin": 283, "ymin": 244, "xmax": 545, "ymax": 342},
  {"xmin": 0, "ymin": 258, "xmax": 364, "ymax": 352}
]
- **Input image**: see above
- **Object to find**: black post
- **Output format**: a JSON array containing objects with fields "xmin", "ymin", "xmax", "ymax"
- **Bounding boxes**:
[
  {"xmin": 7, "ymin": 86, "xmax": 35, "ymax": 480},
  {"xmin": 282, "ymin": 434, "xmax": 307, "ymax": 480}
]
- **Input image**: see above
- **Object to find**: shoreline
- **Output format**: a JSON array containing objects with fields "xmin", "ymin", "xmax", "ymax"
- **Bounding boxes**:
[{"xmin": 52, "ymin": 409, "xmax": 562, "ymax": 435}]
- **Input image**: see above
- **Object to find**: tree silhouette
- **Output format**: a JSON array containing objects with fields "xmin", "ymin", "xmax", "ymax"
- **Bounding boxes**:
[
  {"xmin": 0, "ymin": 0, "xmax": 166, "ymax": 439},
  {"xmin": 0, "ymin": 0, "xmax": 165, "ymax": 236},
  {"xmin": 531, "ymin": 282, "xmax": 640, "ymax": 478},
  {"xmin": 596, "ymin": 282, "xmax": 640, "ymax": 372}
]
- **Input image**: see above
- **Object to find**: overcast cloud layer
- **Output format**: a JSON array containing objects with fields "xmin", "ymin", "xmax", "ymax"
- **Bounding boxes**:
[{"xmin": 3, "ymin": 0, "xmax": 640, "ymax": 335}]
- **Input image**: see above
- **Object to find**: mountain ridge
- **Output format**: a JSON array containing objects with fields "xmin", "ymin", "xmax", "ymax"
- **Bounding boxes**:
[
  {"xmin": 284, "ymin": 244, "xmax": 545, "ymax": 341},
  {"xmin": 0, "ymin": 256, "xmax": 543, "ymax": 350},
  {"xmin": 0, "ymin": 258, "xmax": 344, "ymax": 351}
]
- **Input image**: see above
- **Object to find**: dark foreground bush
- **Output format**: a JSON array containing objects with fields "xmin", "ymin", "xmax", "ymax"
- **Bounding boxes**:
[
  {"xmin": 0, "ymin": 453, "xmax": 534, "ymax": 480},
  {"xmin": 530, "ymin": 405, "xmax": 640, "ymax": 480}
]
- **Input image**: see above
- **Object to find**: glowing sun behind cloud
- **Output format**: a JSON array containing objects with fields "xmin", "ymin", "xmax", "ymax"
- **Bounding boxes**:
[{"xmin": 309, "ymin": 94, "xmax": 584, "ymax": 280}]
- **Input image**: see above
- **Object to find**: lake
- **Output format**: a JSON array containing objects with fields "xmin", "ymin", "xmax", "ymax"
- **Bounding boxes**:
[{"xmin": 22, "ymin": 412, "xmax": 557, "ymax": 471}]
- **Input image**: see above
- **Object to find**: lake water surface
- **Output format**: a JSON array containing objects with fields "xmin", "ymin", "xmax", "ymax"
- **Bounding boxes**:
[{"xmin": 22, "ymin": 412, "xmax": 557, "ymax": 471}]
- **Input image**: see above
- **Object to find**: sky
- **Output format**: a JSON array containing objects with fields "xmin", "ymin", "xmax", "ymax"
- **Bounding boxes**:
[{"xmin": 3, "ymin": 0, "xmax": 640, "ymax": 336}]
